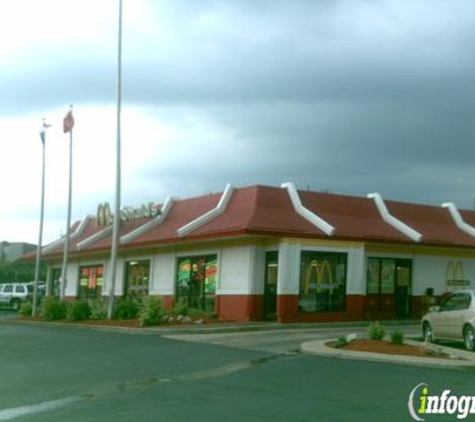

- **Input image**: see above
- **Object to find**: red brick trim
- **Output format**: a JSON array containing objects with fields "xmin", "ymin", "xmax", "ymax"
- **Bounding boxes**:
[{"xmin": 216, "ymin": 295, "xmax": 264, "ymax": 321}]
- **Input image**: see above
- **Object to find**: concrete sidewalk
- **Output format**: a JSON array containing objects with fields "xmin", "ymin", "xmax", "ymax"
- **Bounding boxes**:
[{"xmin": 301, "ymin": 338, "xmax": 475, "ymax": 370}]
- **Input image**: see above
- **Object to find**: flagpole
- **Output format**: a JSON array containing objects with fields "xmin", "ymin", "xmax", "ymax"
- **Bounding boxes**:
[
  {"xmin": 107, "ymin": 0, "xmax": 123, "ymax": 318},
  {"xmin": 60, "ymin": 105, "xmax": 74, "ymax": 299},
  {"xmin": 32, "ymin": 120, "xmax": 48, "ymax": 316}
]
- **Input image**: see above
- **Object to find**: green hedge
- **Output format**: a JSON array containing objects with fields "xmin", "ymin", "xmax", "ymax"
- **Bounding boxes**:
[{"xmin": 42, "ymin": 297, "xmax": 68, "ymax": 320}]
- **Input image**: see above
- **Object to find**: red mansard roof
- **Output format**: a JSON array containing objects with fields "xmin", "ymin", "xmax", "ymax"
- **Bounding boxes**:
[{"xmin": 41, "ymin": 184, "xmax": 475, "ymax": 258}]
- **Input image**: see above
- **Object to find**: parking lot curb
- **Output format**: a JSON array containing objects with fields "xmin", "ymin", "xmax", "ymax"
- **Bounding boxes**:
[
  {"xmin": 300, "ymin": 338, "xmax": 475, "ymax": 370},
  {"xmin": 2, "ymin": 317, "xmax": 420, "ymax": 336}
]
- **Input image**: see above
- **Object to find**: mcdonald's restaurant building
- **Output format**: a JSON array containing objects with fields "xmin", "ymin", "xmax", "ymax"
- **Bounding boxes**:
[{"xmin": 41, "ymin": 183, "xmax": 475, "ymax": 322}]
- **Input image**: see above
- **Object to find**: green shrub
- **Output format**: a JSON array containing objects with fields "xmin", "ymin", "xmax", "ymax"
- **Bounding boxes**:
[
  {"xmin": 67, "ymin": 300, "xmax": 91, "ymax": 321},
  {"xmin": 19, "ymin": 300, "xmax": 32, "ymax": 316},
  {"xmin": 173, "ymin": 298, "xmax": 189, "ymax": 316},
  {"xmin": 334, "ymin": 336, "xmax": 348, "ymax": 348},
  {"xmin": 390, "ymin": 330, "xmax": 404, "ymax": 345},
  {"xmin": 368, "ymin": 321, "xmax": 386, "ymax": 341},
  {"xmin": 89, "ymin": 299, "xmax": 108, "ymax": 320},
  {"xmin": 139, "ymin": 297, "xmax": 164, "ymax": 327},
  {"xmin": 205, "ymin": 311, "xmax": 218, "ymax": 319},
  {"xmin": 114, "ymin": 299, "xmax": 139, "ymax": 320},
  {"xmin": 42, "ymin": 296, "xmax": 68, "ymax": 320},
  {"xmin": 186, "ymin": 307, "xmax": 205, "ymax": 317}
]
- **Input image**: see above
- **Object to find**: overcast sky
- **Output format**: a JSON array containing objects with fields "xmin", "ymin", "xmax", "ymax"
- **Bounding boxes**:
[{"xmin": 1, "ymin": 0, "xmax": 475, "ymax": 245}]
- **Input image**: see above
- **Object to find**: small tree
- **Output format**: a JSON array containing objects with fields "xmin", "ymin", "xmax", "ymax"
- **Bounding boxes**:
[
  {"xmin": 390, "ymin": 330, "xmax": 404, "ymax": 345},
  {"xmin": 368, "ymin": 321, "xmax": 386, "ymax": 341},
  {"xmin": 139, "ymin": 297, "xmax": 164, "ymax": 327}
]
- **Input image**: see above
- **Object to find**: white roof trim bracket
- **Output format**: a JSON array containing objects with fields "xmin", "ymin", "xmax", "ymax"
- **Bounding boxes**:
[
  {"xmin": 442, "ymin": 202, "xmax": 475, "ymax": 239},
  {"xmin": 42, "ymin": 238, "xmax": 66, "ymax": 255},
  {"xmin": 42, "ymin": 215, "xmax": 94, "ymax": 254},
  {"xmin": 368, "ymin": 193, "xmax": 423, "ymax": 242},
  {"xmin": 281, "ymin": 182, "xmax": 335, "ymax": 236},
  {"xmin": 77, "ymin": 226, "xmax": 113, "ymax": 250},
  {"xmin": 177, "ymin": 184, "xmax": 234, "ymax": 237},
  {"xmin": 121, "ymin": 196, "xmax": 178, "ymax": 244}
]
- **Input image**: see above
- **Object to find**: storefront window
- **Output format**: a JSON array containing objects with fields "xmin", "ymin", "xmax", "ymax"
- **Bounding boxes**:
[
  {"xmin": 299, "ymin": 251, "xmax": 347, "ymax": 312},
  {"xmin": 78, "ymin": 265, "xmax": 104, "ymax": 300},
  {"xmin": 176, "ymin": 255, "xmax": 217, "ymax": 311},
  {"xmin": 124, "ymin": 260, "xmax": 150, "ymax": 300}
]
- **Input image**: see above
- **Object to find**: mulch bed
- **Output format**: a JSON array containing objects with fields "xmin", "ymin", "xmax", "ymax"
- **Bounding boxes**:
[
  {"xmin": 16, "ymin": 316, "xmax": 227, "ymax": 328},
  {"xmin": 326, "ymin": 339, "xmax": 453, "ymax": 359}
]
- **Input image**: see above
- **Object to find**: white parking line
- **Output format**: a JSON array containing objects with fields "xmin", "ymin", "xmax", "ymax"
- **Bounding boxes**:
[{"xmin": 0, "ymin": 396, "xmax": 88, "ymax": 421}]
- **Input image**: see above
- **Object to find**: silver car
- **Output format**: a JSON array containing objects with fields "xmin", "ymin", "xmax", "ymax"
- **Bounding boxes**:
[{"xmin": 422, "ymin": 290, "xmax": 475, "ymax": 351}]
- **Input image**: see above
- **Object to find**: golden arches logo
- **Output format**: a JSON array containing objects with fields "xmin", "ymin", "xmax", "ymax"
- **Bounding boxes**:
[
  {"xmin": 303, "ymin": 260, "xmax": 333, "ymax": 295},
  {"xmin": 97, "ymin": 202, "xmax": 113, "ymax": 226},
  {"xmin": 444, "ymin": 261, "xmax": 470, "ymax": 288}
]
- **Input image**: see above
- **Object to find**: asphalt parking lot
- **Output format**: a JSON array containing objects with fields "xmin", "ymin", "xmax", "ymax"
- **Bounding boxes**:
[
  {"xmin": 163, "ymin": 323, "xmax": 421, "ymax": 353},
  {"xmin": 0, "ymin": 321, "xmax": 473, "ymax": 422}
]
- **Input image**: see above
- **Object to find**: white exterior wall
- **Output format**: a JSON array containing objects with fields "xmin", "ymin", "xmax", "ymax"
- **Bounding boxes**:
[
  {"xmin": 251, "ymin": 245, "xmax": 266, "ymax": 295},
  {"xmin": 104, "ymin": 257, "xmax": 124, "ymax": 296},
  {"xmin": 347, "ymin": 246, "xmax": 365, "ymax": 295},
  {"xmin": 55, "ymin": 242, "xmax": 475, "ymax": 303},
  {"xmin": 277, "ymin": 243, "xmax": 301, "ymax": 295},
  {"xmin": 413, "ymin": 255, "xmax": 475, "ymax": 296},
  {"xmin": 217, "ymin": 245, "xmax": 256, "ymax": 295},
  {"xmin": 151, "ymin": 252, "xmax": 175, "ymax": 296},
  {"xmin": 64, "ymin": 263, "xmax": 79, "ymax": 297}
]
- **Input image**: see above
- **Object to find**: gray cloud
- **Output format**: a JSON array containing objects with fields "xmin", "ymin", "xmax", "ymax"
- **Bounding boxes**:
[{"xmin": 3, "ymin": 0, "xmax": 475, "ymax": 223}]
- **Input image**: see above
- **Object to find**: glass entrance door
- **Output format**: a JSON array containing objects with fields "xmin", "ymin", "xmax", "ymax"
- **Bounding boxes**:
[
  {"xmin": 395, "ymin": 260, "xmax": 412, "ymax": 317},
  {"xmin": 264, "ymin": 251, "xmax": 278, "ymax": 320},
  {"xmin": 124, "ymin": 260, "xmax": 150, "ymax": 300}
]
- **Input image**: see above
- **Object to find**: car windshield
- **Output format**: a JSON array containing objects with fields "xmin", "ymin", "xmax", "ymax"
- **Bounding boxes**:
[{"xmin": 26, "ymin": 285, "xmax": 34, "ymax": 293}]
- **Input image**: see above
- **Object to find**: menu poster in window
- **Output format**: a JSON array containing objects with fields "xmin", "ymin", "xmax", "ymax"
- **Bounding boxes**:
[
  {"xmin": 179, "ymin": 260, "xmax": 191, "ymax": 282},
  {"xmin": 88, "ymin": 268, "xmax": 97, "ymax": 289},
  {"xmin": 205, "ymin": 259, "xmax": 217, "ymax": 293},
  {"xmin": 80, "ymin": 267, "xmax": 89, "ymax": 286}
]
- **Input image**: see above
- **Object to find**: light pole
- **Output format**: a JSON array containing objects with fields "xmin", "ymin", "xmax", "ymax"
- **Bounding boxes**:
[
  {"xmin": 108, "ymin": 0, "xmax": 123, "ymax": 319},
  {"xmin": 33, "ymin": 119, "xmax": 50, "ymax": 316}
]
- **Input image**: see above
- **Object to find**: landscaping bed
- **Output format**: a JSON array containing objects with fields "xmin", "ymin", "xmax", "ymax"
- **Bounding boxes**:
[
  {"xmin": 326, "ymin": 338, "xmax": 455, "ymax": 359},
  {"xmin": 325, "ymin": 321, "xmax": 464, "ymax": 360},
  {"xmin": 17, "ymin": 297, "xmax": 225, "ymax": 328},
  {"xmin": 18, "ymin": 315, "xmax": 227, "ymax": 328}
]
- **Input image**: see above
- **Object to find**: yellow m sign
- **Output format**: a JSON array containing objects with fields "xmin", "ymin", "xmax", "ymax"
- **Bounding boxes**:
[
  {"xmin": 444, "ymin": 261, "xmax": 470, "ymax": 289},
  {"xmin": 303, "ymin": 260, "xmax": 333, "ymax": 295},
  {"xmin": 97, "ymin": 202, "xmax": 113, "ymax": 226}
]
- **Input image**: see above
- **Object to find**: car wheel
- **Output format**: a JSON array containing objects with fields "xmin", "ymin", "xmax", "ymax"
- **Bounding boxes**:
[
  {"xmin": 463, "ymin": 326, "xmax": 475, "ymax": 351},
  {"xmin": 10, "ymin": 299, "xmax": 21, "ymax": 312},
  {"xmin": 423, "ymin": 322, "xmax": 433, "ymax": 343}
]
